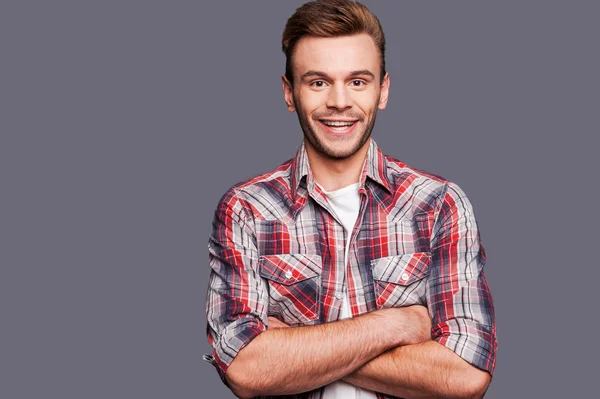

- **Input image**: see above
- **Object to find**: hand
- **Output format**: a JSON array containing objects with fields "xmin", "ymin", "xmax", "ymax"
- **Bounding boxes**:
[
  {"xmin": 394, "ymin": 305, "xmax": 432, "ymax": 346},
  {"xmin": 373, "ymin": 305, "xmax": 432, "ymax": 346},
  {"xmin": 267, "ymin": 316, "xmax": 291, "ymax": 329}
]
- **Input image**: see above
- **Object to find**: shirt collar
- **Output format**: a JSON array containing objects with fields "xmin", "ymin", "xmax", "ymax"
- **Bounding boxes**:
[{"xmin": 291, "ymin": 138, "xmax": 393, "ymax": 201}]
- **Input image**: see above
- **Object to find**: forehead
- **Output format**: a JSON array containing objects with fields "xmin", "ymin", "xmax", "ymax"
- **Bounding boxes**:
[{"xmin": 293, "ymin": 33, "xmax": 380, "ymax": 78}]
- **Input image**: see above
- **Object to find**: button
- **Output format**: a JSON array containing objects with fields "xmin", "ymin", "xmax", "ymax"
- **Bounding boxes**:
[
  {"xmin": 401, "ymin": 272, "xmax": 409, "ymax": 281},
  {"xmin": 203, "ymin": 353, "xmax": 215, "ymax": 364},
  {"xmin": 336, "ymin": 244, "xmax": 344, "ymax": 252},
  {"xmin": 285, "ymin": 270, "xmax": 293, "ymax": 279},
  {"xmin": 335, "ymin": 292, "xmax": 343, "ymax": 300}
]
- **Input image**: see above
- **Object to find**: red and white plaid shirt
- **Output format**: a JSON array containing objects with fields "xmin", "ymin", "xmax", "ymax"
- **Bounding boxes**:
[{"xmin": 204, "ymin": 138, "xmax": 497, "ymax": 398}]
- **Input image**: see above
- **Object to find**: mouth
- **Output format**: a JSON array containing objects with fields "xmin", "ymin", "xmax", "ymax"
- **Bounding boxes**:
[{"xmin": 318, "ymin": 119, "xmax": 359, "ymax": 136}]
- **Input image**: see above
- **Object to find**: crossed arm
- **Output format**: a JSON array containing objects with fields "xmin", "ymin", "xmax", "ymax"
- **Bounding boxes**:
[
  {"xmin": 225, "ymin": 309, "xmax": 491, "ymax": 399},
  {"xmin": 208, "ymin": 183, "xmax": 496, "ymax": 398}
]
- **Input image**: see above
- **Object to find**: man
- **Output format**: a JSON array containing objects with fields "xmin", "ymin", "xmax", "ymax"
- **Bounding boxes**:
[{"xmin": 204, "ymin": 0, "xmax": 497, "ymax": 398}]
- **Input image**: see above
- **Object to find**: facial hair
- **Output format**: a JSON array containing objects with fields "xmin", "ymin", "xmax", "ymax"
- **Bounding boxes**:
[{"xmin": 293, "ymin": 92, "xmax": 380, "ymax": 160}]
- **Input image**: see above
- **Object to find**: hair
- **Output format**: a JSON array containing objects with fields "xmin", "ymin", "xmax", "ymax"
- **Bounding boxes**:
[{"xmin": 282, "ymin": 0, "xmax": 386, "ymax": 87}]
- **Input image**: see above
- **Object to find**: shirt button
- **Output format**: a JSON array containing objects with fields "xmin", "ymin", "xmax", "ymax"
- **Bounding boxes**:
[
  {"xmin": 336, "ymin": 244, "xmax": 344, "ymax": 252},
  {"xmin": 335, "ymin": 292, "xmax": 343, "ymax": 300},
  {"xmin": 285, "ymin": 270, "xmax": 293, "ymax": 279},
  {"xmin": 401, "ymin": 272, "xmax": 409, "ymax": 282}
]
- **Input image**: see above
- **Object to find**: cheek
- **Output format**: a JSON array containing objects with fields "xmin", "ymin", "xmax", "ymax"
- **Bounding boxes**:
[
  {"xmin": 297, "ymin": 90, "xmax": 327, "ymax": 115},
  {"xmin": 355, "ymin": 94, "xmax": 379, "ymax": 116}
]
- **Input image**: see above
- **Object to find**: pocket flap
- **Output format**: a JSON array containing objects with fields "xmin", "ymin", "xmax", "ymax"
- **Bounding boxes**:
[
  {"xmin": 371, "ymin": 252, "xmax": 431, "ymax": 286},
  {"xmin": 259, "ymin": 253, "xmax": 322, "ymax": 285}
]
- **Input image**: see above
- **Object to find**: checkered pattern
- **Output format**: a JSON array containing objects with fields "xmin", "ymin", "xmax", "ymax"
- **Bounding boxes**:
[{"xmin": 205, "ymin": 139, "xmax": 497, "ymax": 398}]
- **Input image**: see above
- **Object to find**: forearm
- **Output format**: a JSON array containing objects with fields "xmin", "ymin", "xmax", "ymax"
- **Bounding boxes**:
[
  {"xmin": 341, "ymin": 340, "xmax": 491, "ymax": 399},
  {"xmin": 226, "ymin": 311, "xmax": 398, "ymax": 398}
]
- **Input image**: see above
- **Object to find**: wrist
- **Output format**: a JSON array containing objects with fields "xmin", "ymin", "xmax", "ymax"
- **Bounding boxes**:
[
  {"xmin": 365, "ymin": 308, "xmax": 406, "ymax": 348},
  {"xmin": 393, "ymin": 305, "xmax": 432, "ymax": 347}
]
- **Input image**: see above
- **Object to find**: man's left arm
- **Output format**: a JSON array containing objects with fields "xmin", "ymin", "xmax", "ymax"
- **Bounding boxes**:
[{"xmin": 342, "ymin": 181, "xmax": 498, "ymax": 399}]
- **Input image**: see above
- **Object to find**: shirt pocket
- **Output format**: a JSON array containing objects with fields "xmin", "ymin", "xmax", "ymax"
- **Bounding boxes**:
[
  {"xmin": 258, "ymin": 253, "xmax": 322, "ymax": 326},
  {"xmin": 370, "ymin": 252, "xmax": 432, "ymax": 309}
]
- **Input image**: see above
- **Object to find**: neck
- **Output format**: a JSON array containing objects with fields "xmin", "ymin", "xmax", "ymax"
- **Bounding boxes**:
[{"xmin": 305, "ymin": 139, "xmax": 370, "ymax": 192}]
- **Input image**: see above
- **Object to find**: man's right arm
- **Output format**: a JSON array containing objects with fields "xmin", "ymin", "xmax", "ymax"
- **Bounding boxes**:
[
  {"xmin": 226, "ymin": 311, "xmax": 376, "ymax": 397},
  {"xmin": 227, "ymin": 306, "xmax": 431, "ymax": 399}
]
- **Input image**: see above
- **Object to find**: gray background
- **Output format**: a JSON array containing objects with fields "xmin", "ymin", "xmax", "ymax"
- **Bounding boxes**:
[{"xmin": 2, "ymin": 0, "xmax": 598, "ymax": 398}]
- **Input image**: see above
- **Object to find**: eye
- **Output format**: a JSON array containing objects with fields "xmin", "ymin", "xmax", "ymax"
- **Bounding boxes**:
[
  {"xmin": 351, "ymin": 80, "xmax": 366, "ymax": 87},
  {"xmin": 309, "ymin": 80, "xmax": 328, "ymax": 88}
]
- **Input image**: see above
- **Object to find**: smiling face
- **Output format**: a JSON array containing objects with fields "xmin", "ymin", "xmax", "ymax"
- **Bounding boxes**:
[{"xmin": 283, "ymin": 33, "xmax": 389, "ymax": 160}]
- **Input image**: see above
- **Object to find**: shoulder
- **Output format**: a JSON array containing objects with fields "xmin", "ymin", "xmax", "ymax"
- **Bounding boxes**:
[
  {"xmin": 214, "ymin": 158, "xmax": 295, "ymax": 217},
  {"xmin": 382, "ymin": 154, "xmax": 476, "ymax": 213},
  {"xmin": 384, "ymin": 154, "xmax": 448, "ymax": 185},
  {"xmin": 384, "ymin": 154, "xmax": 448, "ymax": 200}
]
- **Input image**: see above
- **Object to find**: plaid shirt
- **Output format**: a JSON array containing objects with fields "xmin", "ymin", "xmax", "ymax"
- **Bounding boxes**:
[{"xmin": 204, "ymin": 139, "xmax": 497, "ymax": 399}]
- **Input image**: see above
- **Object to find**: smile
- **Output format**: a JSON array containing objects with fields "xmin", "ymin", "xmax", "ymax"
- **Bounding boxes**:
[{"xmin": 318, "ymin": 120, "xmax": 358, "ymax": 135}]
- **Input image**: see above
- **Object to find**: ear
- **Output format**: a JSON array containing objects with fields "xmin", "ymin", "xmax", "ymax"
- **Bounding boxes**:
[
  {"xmin": 281, "ymin": 75, "xmax": 296, "ymax": 112},
  {"xmin": 377, "ymin": 72, "xmax": 390, "ymax": 110}
]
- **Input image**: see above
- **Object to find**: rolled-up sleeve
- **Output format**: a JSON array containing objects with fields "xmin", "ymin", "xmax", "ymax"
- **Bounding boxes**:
[
  {"xmin": 428, "ymin": 182, "xmax": 498, "ymax": 375},
  {"xmin": 204, "ymin": 189, "xmax": 268, "ymax": 387}
]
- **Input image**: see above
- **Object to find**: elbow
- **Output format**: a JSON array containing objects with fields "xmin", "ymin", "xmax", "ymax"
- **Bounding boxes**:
[
  {"xmin": 225, "ymin": 360, "xmax": 258, "ymax": 399},
  {"xmin": 461, "ymin": 368, "xmax": 491, "ymax": 399},
  {"xmin": 222, "ymin": 329, "xmax": 270, "ymax": 398},
  {"xmin": 229, "ymin": 383, "xmax": 255, "ymax": 399}
]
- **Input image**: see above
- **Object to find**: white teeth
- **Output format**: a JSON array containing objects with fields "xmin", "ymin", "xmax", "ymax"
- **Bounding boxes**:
[{"xmin": 322, "ymin": 120, "xmax": 355, "ymax": 127}]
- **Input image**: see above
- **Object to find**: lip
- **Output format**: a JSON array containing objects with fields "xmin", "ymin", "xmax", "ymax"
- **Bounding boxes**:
[{"xmin": 318, "ymin": 120, "xmax": 359, "ymax": 136}]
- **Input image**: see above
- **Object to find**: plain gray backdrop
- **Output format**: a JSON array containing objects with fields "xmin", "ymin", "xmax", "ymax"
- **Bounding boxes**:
[{"xmin": 2, "ymin": 0, "xmax": 599, "ymax": 398}]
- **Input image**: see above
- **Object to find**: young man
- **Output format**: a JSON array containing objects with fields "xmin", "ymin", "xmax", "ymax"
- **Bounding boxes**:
[{"xmin": 204, "ymin": 1, "xmax": 497, "ymax": 398}]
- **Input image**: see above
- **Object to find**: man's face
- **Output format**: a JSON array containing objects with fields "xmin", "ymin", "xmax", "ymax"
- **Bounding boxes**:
[{"xmin": 283, "ymin": 33, "xmax": 390, "ymax": 160}]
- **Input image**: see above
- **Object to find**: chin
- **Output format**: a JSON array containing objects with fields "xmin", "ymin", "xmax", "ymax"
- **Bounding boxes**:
[{"xmin": 315, "ymin": 136, "xmax": 367, "ymax": 159}]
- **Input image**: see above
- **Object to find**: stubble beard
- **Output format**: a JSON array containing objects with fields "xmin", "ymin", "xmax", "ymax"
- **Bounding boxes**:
[{"xmin": 293, "ymin": 93, "xmax": 380, "ymax": 160}]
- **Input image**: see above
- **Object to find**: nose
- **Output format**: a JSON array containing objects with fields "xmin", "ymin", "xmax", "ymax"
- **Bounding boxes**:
[{"xmin": 326, "ymin": 83, "xmax": 352, "ymax": 111}]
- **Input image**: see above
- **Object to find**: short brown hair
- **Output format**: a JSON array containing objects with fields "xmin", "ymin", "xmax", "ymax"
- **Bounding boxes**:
[{"xmin": 282, "ymin": 0, "xmax": 386, "ymax": 87}]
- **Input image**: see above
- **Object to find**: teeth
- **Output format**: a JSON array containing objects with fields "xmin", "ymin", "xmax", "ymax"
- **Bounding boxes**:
[{"xmin": 322, "ymin": 120, "xmax": 355, "ymax": 127}]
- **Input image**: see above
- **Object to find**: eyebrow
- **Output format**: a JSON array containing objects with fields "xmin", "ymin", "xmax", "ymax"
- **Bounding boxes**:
[{"xmin": 300, "ymin": 70, "xmax": 376, "ymax": 81}]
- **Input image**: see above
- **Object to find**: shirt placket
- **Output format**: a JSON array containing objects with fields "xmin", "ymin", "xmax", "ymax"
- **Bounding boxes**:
[
  {"xmin": 346, "ymin": 188, "xmax": 369, "ymax": 318},
  {"xmin": 308, "ymin": 184, "xmax": 370, "ymax": 323},
  {"xmin": 307, "ymin": 183, "xmax": 346, "ymax": 323}
]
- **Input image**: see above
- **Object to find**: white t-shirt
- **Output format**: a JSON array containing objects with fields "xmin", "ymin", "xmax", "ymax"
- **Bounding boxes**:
[{"xmin": 317, "ymin": 182, "xmax": 378, "ymax": 399}]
